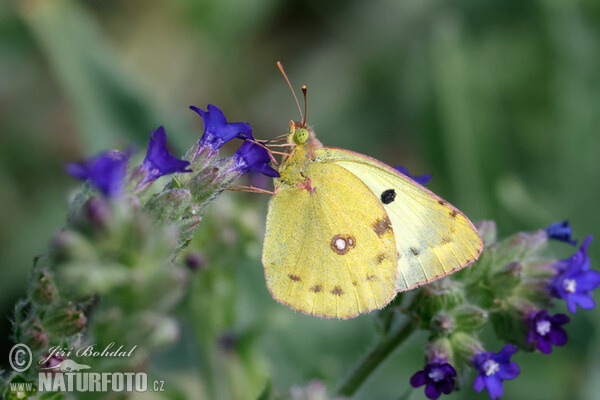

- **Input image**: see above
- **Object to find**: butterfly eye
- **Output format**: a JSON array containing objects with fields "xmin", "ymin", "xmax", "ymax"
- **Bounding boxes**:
[{"xmin": 293, "ymin": 128, "xmax": 309, "ymax": 145}]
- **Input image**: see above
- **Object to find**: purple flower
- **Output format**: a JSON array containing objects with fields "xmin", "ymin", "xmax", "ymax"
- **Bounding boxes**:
[
  {"xmin": 394, "ymin": 166, "xmax": 432, "ymax": 185},
  {"xmin": 65, "ymin": 150, "xmax": 128, "ymax": 197},
  {"xmin": 549, "ymin": 235, "xmax": 599, "ymax": 313},
  {"xmin": 191, "ymin": 104, "xmax": 253, "ymax": 152},
  {"xmin": 472, "ymin": 345, "xmax": 520, "ymax": 400},
  {"xmin": 545, "ymin": 221, "xmax": 577, "ymax": 245},
  {"xmin": 526, "ymin": 310, "xmax": 569, "ymax": 354},
  {"xmin": 229, "ymin": 140, "xmax": 279, "ymax": 177},
  {"xmin": 139, "ymin": 127, "xmax": 191, "ymax": 184},
  {"xmin": 410, "ymin": 358, "xmax": 457, "ymax": 399}
]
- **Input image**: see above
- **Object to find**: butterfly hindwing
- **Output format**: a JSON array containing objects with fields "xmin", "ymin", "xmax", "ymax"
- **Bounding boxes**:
[
  {"xmin": 263, "ymin": 161, "xmax": 398, "ymax": 318},
  {"xmin": 314, "ymin": 147, "xmax": 483, "ymax": 291}
]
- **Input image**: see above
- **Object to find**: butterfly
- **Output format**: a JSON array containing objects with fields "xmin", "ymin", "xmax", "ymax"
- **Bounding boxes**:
[{"xmin": 261, "ymin": 69, "xmax": 483, "ymax": 319}]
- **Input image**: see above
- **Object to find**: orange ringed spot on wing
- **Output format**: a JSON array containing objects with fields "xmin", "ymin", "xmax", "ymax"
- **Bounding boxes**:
[
  {"xmin": 331, "ymin": 286, "xmax": 344, "ymax": 296},
  {"xmin": 372, "ymin": 216, "xmax": 392, "ymax": 237},
  {"xmin": 331, "ymin": 235, "xmax": 356, "ymax": 255},
  {"xmin": 288, "ymin": 274, "xmax": 301, "ymax": 282}
]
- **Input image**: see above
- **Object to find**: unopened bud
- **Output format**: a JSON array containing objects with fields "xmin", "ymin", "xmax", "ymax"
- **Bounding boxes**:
[
  {"xmin": 43, "ymin": 304, "xmax": 87, "ymax": 337},
  {"xmin": 411, "ymin": 279, "xmax": 465, "ymax": 326},
  {"xmin": 475, "ymin": 220, "xmax": 497, "ymax": 246},
  {"xmin": 452, "ymin": 304, "xmax": 488, "ymax": 332},
  {"xmin": 26, "ymin": 318, "xmax": 49, "ymax": 350},
  {"xmin": 491, "ymin": 262, "xmax": 523, "ymax": 298},
  {"xmin": 185, "ymin": 251, "xmax": 207, "ymax": 271},
  {"xmin": 85, "ymin": 197, "xmax": 110, "ymax": 229},
  {"xmin": 31, "ymin": 269, "xmax": 58, "ymax": 305},
  {"xmin": 489, "ymin": 306, "xmax": 531, "ymax": 350},
  {"xmin": 425, "ymin": 337, "xmax": 453, "ymax": 363},
  {"xmin": 430, "ymin": 312, "xmax": 456, "ymax": 336},
  {"xmin": 450, "ymin": 331, "xmax": 484, "ymax": 364}
]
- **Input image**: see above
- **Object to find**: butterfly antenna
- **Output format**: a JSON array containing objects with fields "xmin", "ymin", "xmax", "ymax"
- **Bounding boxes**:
[
  {"xmin": 301, "ymin": 85, "xmax": 307, "ymax": 127},
  {"xmin": 277, "ymin": 61, "xmax": 303, "ymax": 123}
]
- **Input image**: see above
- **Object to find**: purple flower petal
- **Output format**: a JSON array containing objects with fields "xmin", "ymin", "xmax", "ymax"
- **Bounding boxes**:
[
  {"xmin": 483, "ymin": 375, "xmax": 504, "ymax": 400},
  {"xmin": 410, "ymin": 371, "xmax": 427, "ymax": 388},
  {"xmin": 140, "ymin": 127, "xmax": 191, "ymax": 184},
  {"xmin": 548, "ymin": 327, "xmax": 567, "ymax": 346},
  {"xmin": 473, "ymin": 376, "xmax": 485, "ymax": 393},
  {"xmin": 394, "ymin": 166, "xmax": 432, "ymax": 185},
  {"xmin": 411, "ymin": 359, "xmax": 457, "ymax": 399},
  {"xmin": 65, "ymin": 150, "xmax": 128, "ymax": 197},
  {"xmin": 229, "ymin": 140, "xmax": 279, "ymax": 178},
  {"xmin": 577, "ymin": 270, "xmax": 600, "ymax": 291},
  {"xmin": 549, "ymin": 235, "xmax": 598, "ymax": 313},
  {"xmin": 192, "ymin": 104, "xmax": 253, "ymax": 153},
  {"xmin": 472, "ymin": 345, "xmax": 520, "ymax": 399},
  {"xmin": 545, "ymin": 220, "xmax": 577, "ymax": 245},
  {"xmin": 424, "ymin": 383, "xmax": 441, "ymax": 400},
  {"xmin": 498, "ymin": 362, "xmax": 520, "ymax": 380}
]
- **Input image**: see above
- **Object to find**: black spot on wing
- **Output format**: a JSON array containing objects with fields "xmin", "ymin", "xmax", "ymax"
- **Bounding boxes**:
[{"xmin": 381, "ymin": 189, "xmax": 396, "ymax": 204}]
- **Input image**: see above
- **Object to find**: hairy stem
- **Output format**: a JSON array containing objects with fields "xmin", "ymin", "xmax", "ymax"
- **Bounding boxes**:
[{"xmin": 336, "ymin": 316, "xmax": 418, "ymax": 397}]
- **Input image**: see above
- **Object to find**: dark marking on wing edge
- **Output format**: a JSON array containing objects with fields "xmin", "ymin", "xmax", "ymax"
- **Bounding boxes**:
[
  {"xmin": 410, "ymin": 247, "xmax": 420, "ymax": 256},
  {"xmin": 449, "ymin": 210, "xmax": 458, "ymax": 218},
  {"xmin": 288, "ymin": 274, "xmax": 301, "ymax": 282},
  {"xmin": 372, "ymin": 217, "xmax": 392, "ymax": 237},
  {"xmin": 442, "ymin": 237, "xmax": 452, "ymax": 244},
  {"xmin": 310, "ymin": 285, "xmax": 322, "ymax": 293},
  {"xmin": 366, "ymin": 274, "xmax": 377, "ymax": 281},
  {"xmin": 331, "ymin": 286, "xmax": 344, "ymax": 296},
  {"xmin": 376, "ymin": 253, "xmax": 386, "ymax": 264}
]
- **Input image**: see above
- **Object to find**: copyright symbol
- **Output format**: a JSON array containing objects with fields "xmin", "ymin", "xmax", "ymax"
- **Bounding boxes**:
[{"xmin": 9, "ymin": 343, "xmax": 33, "ymax": 372}]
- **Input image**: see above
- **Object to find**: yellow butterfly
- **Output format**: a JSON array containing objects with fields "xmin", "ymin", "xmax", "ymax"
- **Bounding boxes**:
[{"xmin": 262, "ymin": 77, "xmax": 482, "ymax": 319}]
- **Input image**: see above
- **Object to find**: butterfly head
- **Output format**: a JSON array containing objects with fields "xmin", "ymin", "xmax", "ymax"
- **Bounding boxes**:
[{"xmin": 288, "ymin": 120, "xmax": 320, "ymax": 149}]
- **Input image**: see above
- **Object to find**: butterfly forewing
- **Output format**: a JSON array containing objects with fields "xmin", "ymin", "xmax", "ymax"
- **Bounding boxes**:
[
  {"xmin": 263, "ymin": 161, "xmax": 398, "ymax": 318},
  {"xmin": 314, "ymin": 147, "xmax": 483, "ymax": 291}
]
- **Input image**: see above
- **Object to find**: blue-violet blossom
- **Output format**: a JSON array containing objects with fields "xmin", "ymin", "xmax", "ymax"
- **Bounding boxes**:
[
  {"xmin": 472, "ymin": 344, "xmax": 520, "ymax": 400},
  {"xmin": 394, "ymin": 166, "xmax": 432, "ymax": 185},
  {"xmin": 139, "ymin": 126, "xmax": 191, "ymax": 184},
  {"xmin": 229, "ymin": 140, "xmax": 279, "ymax": 178},
  {"xmin": 66, "ymin": 150, "xmax": 128, "ymax": 197},
  {"xmin": 191, "ymin": 104, "xmax": 253, "ymax": 153},
  {"xmin": 545, "ymin": 220, "xmax": 577, "ymax": 245},
  {"xmin": 526, "ymin": 310, "xmax": 569, "ymax": 354},
  {"xmin": 549, "ymin": 235, "xmax": 599, "ymax": 313},
  {"xmin": 410, "ymin": 358, "xmax": 457, "ymax": 399}
]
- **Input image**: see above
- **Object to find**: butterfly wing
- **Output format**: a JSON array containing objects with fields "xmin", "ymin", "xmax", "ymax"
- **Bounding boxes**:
[
  {"xmin": 314, "ymin": 147, "xmax": 483, "ymax": 291},
  {"xmin": 263, "ymin": 161, "xmax": 398, "ymax": 319}
]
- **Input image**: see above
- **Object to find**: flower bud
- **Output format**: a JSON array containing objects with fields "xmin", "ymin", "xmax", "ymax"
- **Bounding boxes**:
[
  {"xmin": 42, "ymin": 304, "xmax": 87, "ymax": 337},
  {"xmin": 450, "ymin": 331, "xmax": 484, "ymax": 367},
  {"xmin": 491, "ymin": 262, "xmax": 523, "ymax": 298},
  {"xmin": 430, "ymin": 312, "xmax": 456, "ymax": 336},
  {"xmin": 185, "ymin": 251, "xmax": 207, "ymax": 271},
  {"xmin": 452, "ymin": 304, "xmax": 488, "ymax": 332},
  {"xmin": 425, "ymin": 337, "xmax": 454, "ymax": 363},
  {"xmin": 489, "ymin": 306, "xmax": 532, "ymax": 350},
  {"xmin": 25, "ymin": 318, "xmax": 49, "ymax": 350},
  {"xmin": 410, "ymin": 279, "xmax": 465, "ymax": 327},
  {"xmin": 31, "ymin": 269, "xmax": 58, "ymax": 305},
  {"xmin": 494, "ymin": 231, "xmax": 548, "ymax": 266},
  {"xmin": 475, "ymin": 220, "xmax": 497, "ymax": 246}
]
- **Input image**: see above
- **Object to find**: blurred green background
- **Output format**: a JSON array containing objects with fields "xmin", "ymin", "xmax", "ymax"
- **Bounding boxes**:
[{"xmin": 1, "ymin": 0, "xmax": 600, "ymax": 399}]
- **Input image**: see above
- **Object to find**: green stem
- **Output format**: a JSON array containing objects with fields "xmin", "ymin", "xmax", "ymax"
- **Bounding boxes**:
[{"xmin": 335, "ymin": 316, "xmax": 418, "ymax": 397}]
